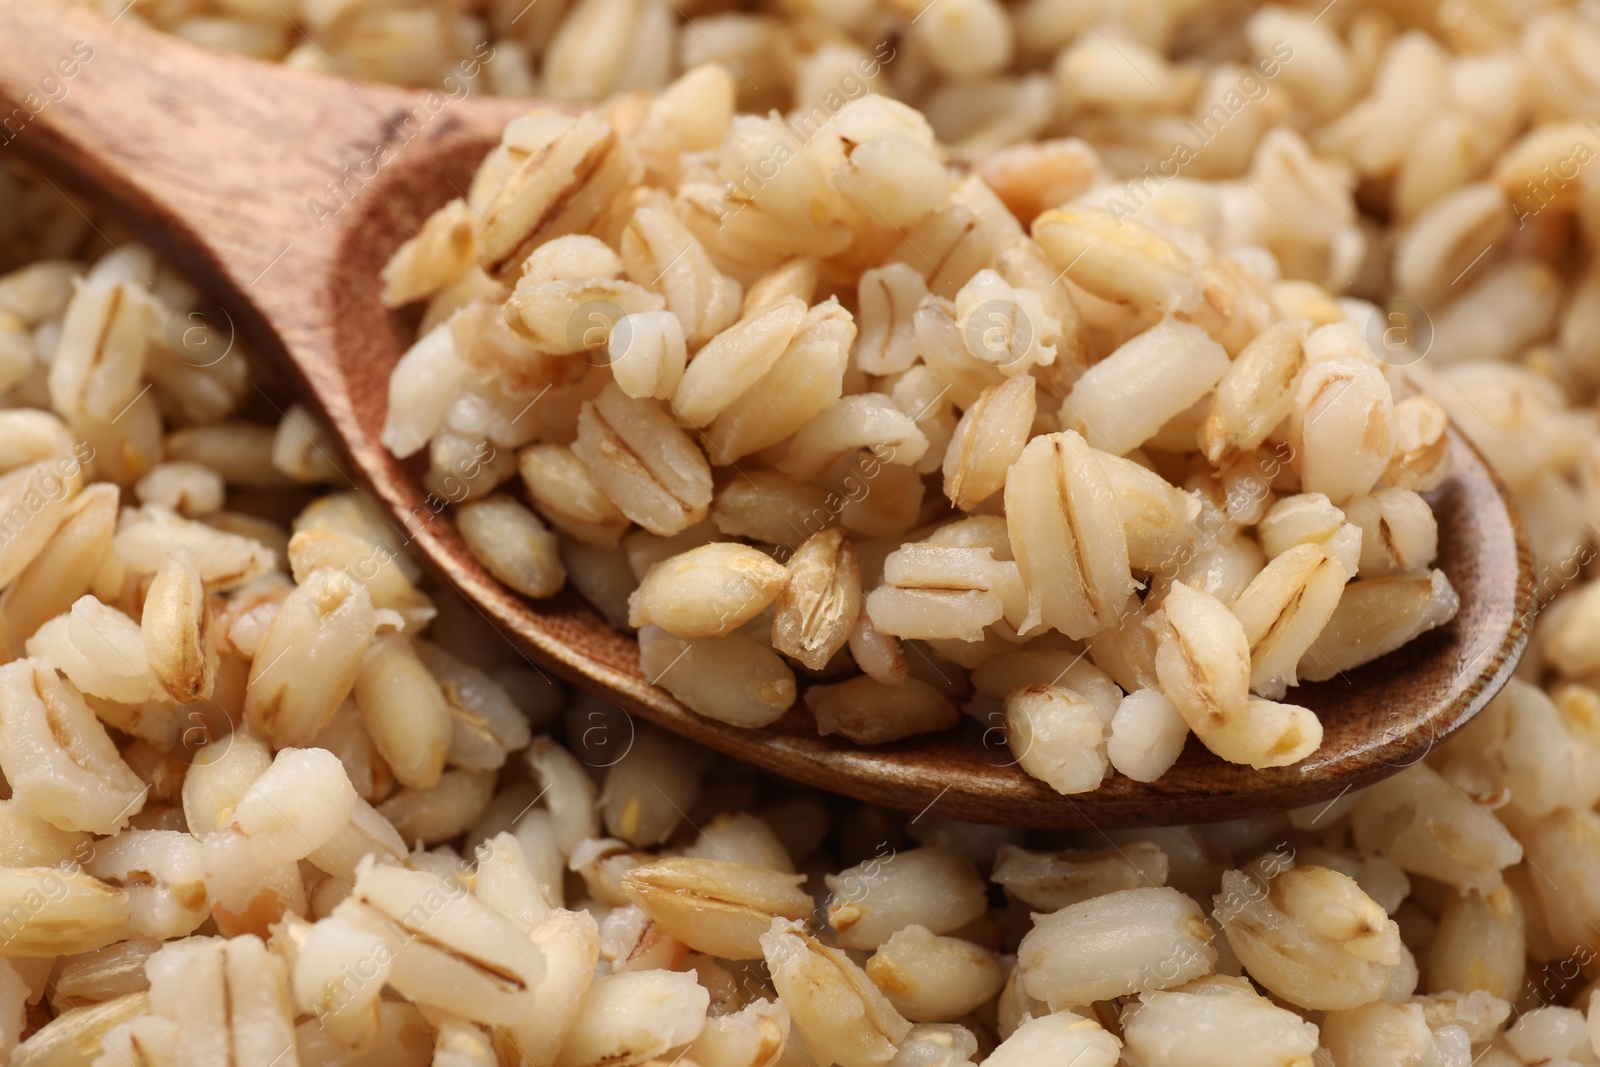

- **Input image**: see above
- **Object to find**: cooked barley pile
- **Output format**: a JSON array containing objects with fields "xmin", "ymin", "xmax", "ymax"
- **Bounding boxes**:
[
  {"xmin": 376, "ymin": 66, "xmax": 1464, "ymax": 788},
  {"xmin": 0, "ymin": 0, "xmax": 1596, "ymax": 1063}
]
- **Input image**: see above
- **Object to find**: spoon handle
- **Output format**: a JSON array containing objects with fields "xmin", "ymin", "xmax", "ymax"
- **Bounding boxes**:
[
  {"xmin": 0, "ymin": 1, "xmax": 385, "ymax": 318},
  {"xmin": 0, "ymin": 0, "xmax": 521, "ymax": 484}
]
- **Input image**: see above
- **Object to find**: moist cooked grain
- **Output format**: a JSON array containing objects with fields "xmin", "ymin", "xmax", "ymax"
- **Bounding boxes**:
[
  {"xmin": 374, "ymin": 63, "xmax": 1460, "ymax": 795},
  {"xmin": 14, "ymin": 0, "xmax": 1600, "ymax": 1059}
]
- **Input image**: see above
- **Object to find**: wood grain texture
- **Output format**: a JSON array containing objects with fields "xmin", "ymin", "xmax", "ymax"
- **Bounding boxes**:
[{"xmin": 0, "ymin": 0, "xmax": 1537, "ymax": 828}]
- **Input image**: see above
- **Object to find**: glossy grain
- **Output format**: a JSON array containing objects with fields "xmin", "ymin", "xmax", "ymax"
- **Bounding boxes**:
[{"xmin": 0, "ymin": 0, "xmax": 1536, "ymax": 827}]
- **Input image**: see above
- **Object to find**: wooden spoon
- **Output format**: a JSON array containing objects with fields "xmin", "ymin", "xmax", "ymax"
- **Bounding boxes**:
[{"xmin": 0, "ymin": 0, "xmax": 1535, "ymax": 829}]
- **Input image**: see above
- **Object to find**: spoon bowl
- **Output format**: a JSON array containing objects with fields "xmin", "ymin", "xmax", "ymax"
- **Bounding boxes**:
[{"xmin": 0, "ymin": 0, "xmax": 1536, "ymax": 827}]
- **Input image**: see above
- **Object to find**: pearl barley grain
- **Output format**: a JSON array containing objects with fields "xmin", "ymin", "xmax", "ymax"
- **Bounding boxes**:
[
  {"xmin": 627, "ymin": 542, "xmax": 788, "ymax": 638},
  {"xmin": 826, "ymin": 848, "xmax": 988, "ymax": 951},
  {"xmin": 1004, "ymin": 685, "xmax": 1109, "ymax": 796},
  {"xmin": 1108, "ymin": 689, "xmax": 1189, "ymax": 783},
  {"xmin": 455, "ymin": 494, "xmax": 566, "ymax": 599},
  {"xmin": 1017, "ymin": 886, "xmax": 1216, "ymax": 1010}
]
